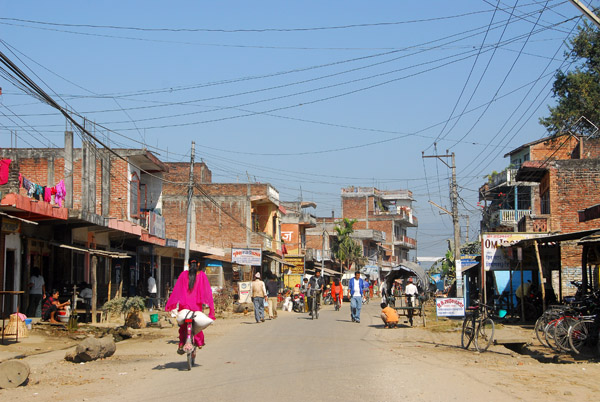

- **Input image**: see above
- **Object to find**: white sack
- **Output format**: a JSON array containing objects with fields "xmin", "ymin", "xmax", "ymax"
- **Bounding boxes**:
[{"xmin": 176, "ymin": 309, "xmax": 214, "ymax": 332}]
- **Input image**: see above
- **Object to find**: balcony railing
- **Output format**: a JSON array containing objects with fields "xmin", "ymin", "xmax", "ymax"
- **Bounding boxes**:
[
  {"xmin": 489, "ymin": 168, "xmax": 517, "ymax": 188},
  {"xmin": 492, "ymin": 209, "xmax": 532, "ymax": 226},
  {"xmin": 393, "ymin": 235, "xmax": 417, "ymax": 249}
]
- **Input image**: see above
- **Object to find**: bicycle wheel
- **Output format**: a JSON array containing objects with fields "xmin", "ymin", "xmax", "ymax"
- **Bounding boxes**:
[
  {"xmin": 553, "ymin": 316, "xmax": 578, "ymax": 352},
  {"xmin": 187, "ymin": 350, "xmax": 193, "ymax": 370},
  {"xmin": 475, "ymin": 318, "xmax": 495, "ymax": 352},
  {"xmin": 544, "ymin": 319, "xmax": 560, "ymax": 350},
  {"xmin": 568, "ymin": 319, "xmax": 593, "ymax": 354},
  {"xmin": 461, "ymin": 316, "xmax": 475, "ymax": 349},
  {"xmin": 534, "ymin": 316, "xmax": 547, "ymax": 346}
]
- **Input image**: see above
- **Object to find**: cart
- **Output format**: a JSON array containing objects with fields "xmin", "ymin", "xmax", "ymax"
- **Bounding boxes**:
[{"xmin": 392, "ymin": 293, "xmax": 426, "ymax": 327}]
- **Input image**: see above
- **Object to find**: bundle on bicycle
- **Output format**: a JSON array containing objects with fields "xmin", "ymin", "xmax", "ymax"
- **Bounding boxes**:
[{"xmin": 165, "ymin": 258, "xmax": 215, "ymax": 370}]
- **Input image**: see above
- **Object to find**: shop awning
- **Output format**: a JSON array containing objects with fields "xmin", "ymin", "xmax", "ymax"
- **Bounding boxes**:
[
  {"xmin": 49, "ymin": 241, "xmax": 131, "ymax": 258},
  {"xmin": 265, "ymin": 254, "xmax": 295, "ymax": 267}
]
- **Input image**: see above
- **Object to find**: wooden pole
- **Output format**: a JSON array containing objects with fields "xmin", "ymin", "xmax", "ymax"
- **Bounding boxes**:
[
  {"xmin": 91, "ymin": 255, "xmax": 97, "ymax": 324},
  {"xmin": 107, "ymin": 257, "xmax": 112, "ymax": 302},
  {"xmin": 533, "ymin": 241, "xmax": 546, "ymax": 312}
]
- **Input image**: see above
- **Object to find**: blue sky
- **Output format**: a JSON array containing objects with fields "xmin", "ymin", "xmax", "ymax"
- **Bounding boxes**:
[{"xmin": 1, "ymin": 1, "xmax": 598, "ymax": 259}]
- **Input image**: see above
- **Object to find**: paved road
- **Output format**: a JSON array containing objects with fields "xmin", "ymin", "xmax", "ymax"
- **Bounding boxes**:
[{"xmin": 9, "ymin": 302, "xmax": 600, "ymax": 402}]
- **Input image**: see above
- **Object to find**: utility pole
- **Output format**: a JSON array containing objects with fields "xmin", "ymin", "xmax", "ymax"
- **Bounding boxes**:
[
  {"xmin": 184, "ymin": 141, "xmax": 195, "ymax": 270},
  {"xmin": 568, "ymin": 0, "xmax": 600, "ymax": 28},
  {"xmin": 321, "ymin": 218, "xmax": 325, "ymax": 276},
  {"xmin": 423, "ymin": 151, "xmax": 462, "ymax": 297},
  {"xmin": 461, "ymin": 214, "xmax": 470, "ymax": 243}
]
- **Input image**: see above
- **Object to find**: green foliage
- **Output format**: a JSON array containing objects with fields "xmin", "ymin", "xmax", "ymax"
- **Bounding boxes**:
[
  {"xmin": 102, "ymin": 296, "xmax": 146, "ymax": 317},
  {"xmin": 540, "ymin": 22, "xmax": 600, "ymax": 135},
  {"xmin": 331, "ymin": 218, "xmax": 367, "ymax": 271}
]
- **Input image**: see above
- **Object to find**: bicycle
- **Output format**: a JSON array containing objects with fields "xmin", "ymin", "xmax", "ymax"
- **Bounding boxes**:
[
  {"xmin": 181, "ymin": 311, "xmax": 198, "ymax": 370},
  {"xmin": 309, "ymin": 290, "xmax": 321, "ymax": 320},
  {"xmin": 461, "ymin": 303, "xmax": 495, "ymax": 352}
]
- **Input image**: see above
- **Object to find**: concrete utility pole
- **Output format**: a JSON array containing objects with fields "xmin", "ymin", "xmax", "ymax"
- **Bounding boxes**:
[
  {"xmin": 184, "ymin": 141, "xmax": 195, "ymax": 271},
  {"xmin": 422, "ymin": 151, "xmax": 463, "ymax": 297},
  {"xmin": 568, "ymin": 0, "xmax": 600, "ymax": 28}
]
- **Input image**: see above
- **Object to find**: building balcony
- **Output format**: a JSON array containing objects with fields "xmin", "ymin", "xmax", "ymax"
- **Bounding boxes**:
[
  {"xmin": 491, "ymin": 209, "xmax": 532, "ymax": 227},
  {"xmin": 371, "ymin": 209, "xmax": 418, "ymax": 226},
  {"xmin": 351, "ymin": 229, "xmax": 386, "ymax": 243},
  {"xmin": 392, "ymin": 235, "xmax": 417, "ymax": 249},
  {"xmin": 518, "ymin": 214, "xmax": 549, "ymax": 233}
]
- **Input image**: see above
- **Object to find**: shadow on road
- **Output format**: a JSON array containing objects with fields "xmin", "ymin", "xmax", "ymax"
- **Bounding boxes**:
[{"xmin": 152, "ymin": 361, "xmax": 201, "ymax": 371}]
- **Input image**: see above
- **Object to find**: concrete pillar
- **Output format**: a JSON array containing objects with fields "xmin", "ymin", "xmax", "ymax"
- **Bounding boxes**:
[
  {"xmin": 89, "ymin": 143, "xmax": 96, "ymax": 213},
  {"xmin": 82, "ymin": 141, "xmax": 89, "ymax": 212},
  {"xmin": 64, "ymin": 131, "xmax": 73, "ymax": 208},
  {"xmin": 101, "ymin": 152, "xmax": 111, "ymax": 216},
  {"xmin": 47, "ymin": 156, "xmax": 54, "ymax": 188}
]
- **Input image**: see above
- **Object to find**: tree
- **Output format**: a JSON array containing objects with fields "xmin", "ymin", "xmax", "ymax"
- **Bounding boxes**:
[
  {"xmin": 331, "ymin": 218, "xmax": 366, "ymax": 272},
  {"xmin": 540, "ymin": 22, "xmax": 600, "ymax": 135}
]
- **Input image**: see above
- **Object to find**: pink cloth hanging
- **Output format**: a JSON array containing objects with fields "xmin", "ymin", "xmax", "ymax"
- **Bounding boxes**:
[
  {"xmin": 44, "ymin": 186, "xmax": 52, "ymax": 203},
  {"xmin": 0, "ymin": 159, "xmax": 11, "ymax": 185},
  {"xmin": 54, "ymin": 179, "xmax": 66, "ymax": 207}
]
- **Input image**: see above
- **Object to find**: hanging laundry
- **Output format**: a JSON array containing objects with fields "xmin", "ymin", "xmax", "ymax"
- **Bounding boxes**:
[
  {"xmin": 18, "ymin": 173, "xmax": 23, "ymax": 188},
  {"xmin": 55, "ymin": 179, "xmax": 66, "ymax": 207},
  {"xmin": 44, "ymin": 186, "xmax": 52, "ymax": 203},
  {"xmin": 0, "ymin": 159, "xmax": 11, "ymax": 185}
]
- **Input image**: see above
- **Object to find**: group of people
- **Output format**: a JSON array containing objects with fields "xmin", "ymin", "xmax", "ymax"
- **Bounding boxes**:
[{"xmin": 27, "ymin": 267, "xmax": 94, "ymax": 323}]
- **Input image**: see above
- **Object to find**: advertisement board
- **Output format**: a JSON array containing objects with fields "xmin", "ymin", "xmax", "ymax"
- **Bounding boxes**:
[
  {"xmin": 232, "ymin": 248, "xmax": 262, "ymax": 266},
  {"xmin": 284, "ymin": 256, "xmax": 304, "ymax": 275},
  {"xmin": 482, "ymin": 233, "xmax": 544, "ymax": 271},
  {"xmin": 435, "ymin": 297, "xmax": 465, "ymax": 317},
  {"xmin": 238, "ymin": 281, "xmax": 252, "ymax": 304}
]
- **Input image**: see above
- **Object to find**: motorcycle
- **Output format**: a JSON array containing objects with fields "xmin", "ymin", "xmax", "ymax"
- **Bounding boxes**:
[
  {"xmin": 292, "ymin": 292, "xmax": 305, "ymax": 313},
  {"xmin": 323, "ymin": 288, "xmax": 333, "ymax": 305}
]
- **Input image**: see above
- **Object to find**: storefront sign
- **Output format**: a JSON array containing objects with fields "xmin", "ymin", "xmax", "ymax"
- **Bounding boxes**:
[
  {"xmin": 435, "ymin": 297, "xmax": 465, "ymax": 317},
  {"xmin": 482, "ymin": 233, "xmax": 544, "ymax": 271},
  {"xmin": 238, "ymin": 281, "xmax": 251, "ymax": 303},
  {"xmin": 1, "ymin": 218, "xmax": 20, "ymax": 233},
  {"xmin": 284, "ymin": 256, "xmax": 304, "ymax": 275},
  {"xmin": 232, "ymin": 248, "xmax": 262, "ymax": 266}
]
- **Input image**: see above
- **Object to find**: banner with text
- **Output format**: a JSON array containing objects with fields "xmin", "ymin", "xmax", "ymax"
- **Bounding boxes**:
[
  {"xmin": 232, "ymin": 248, "xmax": 262, "ymax": 266},
  {"xmin": 435, "ymin": 297, "xmax": 465, "ymax": 317}
]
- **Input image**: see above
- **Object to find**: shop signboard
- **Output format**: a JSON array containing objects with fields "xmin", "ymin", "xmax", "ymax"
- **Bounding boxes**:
[
  {"xmin": 435, "ymin": 297, "xmax": 465, "ymax": 317},
  {"xmin": 238, "ymin": 281, "xmax": 252, "ymax": 303},
  {"xmin": 232, "ymin": 247, "xmax": 262, "ymax": 266},
  {"xmin": 284, "ymin": 256, "xmax": 304, "ymax": 275},
  {"xmin": 482, "ymin": 233, "xmax": 544, "ymax": 271}
]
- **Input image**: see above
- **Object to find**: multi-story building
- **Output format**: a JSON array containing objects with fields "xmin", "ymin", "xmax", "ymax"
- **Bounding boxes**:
[
  {"xmin": 479, "ymin": 134, "xmax": 587, "ymax": 232},
  {"xmin": 478, "ymin": 133, "xmax": 600, "ymax": 297},
  {"xmin": 162, "ymin": 163, "xmax": 285, "ymax": 282},
  {"xmin": 340, "ymin": 186, "xmax": 417, "ymax": 268},
  {"xmin": 0, "ymin": 133, "xmax": 222, "ymax": 317}
]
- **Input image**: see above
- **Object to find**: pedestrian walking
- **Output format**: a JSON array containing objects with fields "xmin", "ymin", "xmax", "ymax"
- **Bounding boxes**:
[
  {"xmin": 348, "ymin": 271, "xmax": 368, "ymax": 323},
  {"xmin": 250, "ymin": 272, "xmax": 267, "ymax": 323},
  {"xmin": 148, "ymin": 273, "xmax": 158, "ymax": 310},
  {"xmin": 27, "ymin": 267, "xmax": 45, "ymax": 317},
  {"xmin": 266, "ymin": 274, "xmax": 279, "ymax": 319}
]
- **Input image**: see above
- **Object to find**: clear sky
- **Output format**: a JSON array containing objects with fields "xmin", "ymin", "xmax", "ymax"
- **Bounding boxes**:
[{"xmin": 1, "ymin": 1, "xmax": 598, "ymax": 259}]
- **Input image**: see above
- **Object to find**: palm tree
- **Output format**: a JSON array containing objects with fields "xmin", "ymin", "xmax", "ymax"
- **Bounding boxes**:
[{"xmin": 332, "ymin": 218, "xmax": 366, "ymax": 272}]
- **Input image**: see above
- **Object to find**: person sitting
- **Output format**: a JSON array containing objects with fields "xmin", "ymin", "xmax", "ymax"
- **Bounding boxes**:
[
  {"xmin": 42, "ymin": 289, "xmax": 71, "ymax": 324},
  {"xmin": 77, "ymin": 282, "xmax": 93, "ymax": 322},
  {"xmin": 380, "ymin": 302, "xmax": 399, "ymax": 329}
]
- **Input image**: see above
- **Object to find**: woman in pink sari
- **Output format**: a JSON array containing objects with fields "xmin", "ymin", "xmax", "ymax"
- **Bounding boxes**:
[{"xmin": 165, "ymin": 259, "xmax": 215, "ymax": 354}]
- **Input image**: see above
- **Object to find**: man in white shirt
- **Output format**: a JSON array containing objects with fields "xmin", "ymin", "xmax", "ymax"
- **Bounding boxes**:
[
  {"xmin": 148, "ymin": 274, "xmax": 158, "ymax": 310},
  {"xmin": 404, "ymin": 277, "xmax": 419, "ymax": 326},
  {"xmin": 27, "ymin": 267, "xmax": 45, "ymax": 317},
  {"xmin": 347, "ymin": 271, "xmax": 367, "ymax": 323}
]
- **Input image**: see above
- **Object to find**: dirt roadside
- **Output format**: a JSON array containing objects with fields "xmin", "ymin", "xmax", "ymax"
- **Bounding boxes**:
[{"xmin": 1, "ymin": 311, "xmax": 600, "ymax": 401}]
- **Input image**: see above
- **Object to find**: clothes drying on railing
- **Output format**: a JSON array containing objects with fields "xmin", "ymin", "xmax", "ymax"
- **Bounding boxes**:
[{"xmin": 18, "ymin": 173, "xmax": 66, "ymax": 207}]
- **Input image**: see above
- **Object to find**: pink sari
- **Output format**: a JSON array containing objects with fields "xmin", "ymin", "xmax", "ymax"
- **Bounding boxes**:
[{"xmin": 165, "ymin": 271, "xmax": 215, "ymax": 347}]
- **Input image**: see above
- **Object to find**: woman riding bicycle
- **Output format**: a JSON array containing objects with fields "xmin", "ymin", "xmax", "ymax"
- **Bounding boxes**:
[{"xmin": 165, "ymin": 258, "xmax": 215, "ymax": 354}]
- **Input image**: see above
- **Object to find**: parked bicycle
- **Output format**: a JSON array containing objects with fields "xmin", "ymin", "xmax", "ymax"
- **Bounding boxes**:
[{"xmin": 461, "ymin": 302, "xmax": 495, "ymax": 353}]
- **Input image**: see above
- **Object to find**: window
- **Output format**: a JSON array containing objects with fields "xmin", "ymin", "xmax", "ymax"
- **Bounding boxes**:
[
  {"xmin": 130, "ymin": 172, "xmax": 141, "ymax": 218},
  {"xmin": 541, "ymin": 191, "xmax": 550, "ymax": 214}
]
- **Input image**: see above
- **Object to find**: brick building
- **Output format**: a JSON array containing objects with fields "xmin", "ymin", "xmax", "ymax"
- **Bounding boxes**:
[
  {"xmin": 478, "ymin": 133, "xmax": 600, "ymax": 299},
  {"xmin": 0, "ymin": 135, "xmax": 222, "ymax": 318},
  {"xmin": 162, "ymin": 162, "xmax": 285, "ymax": 282},
  {"xmin": 340, "ymin": 186, "xmax": 417, "ymax": 269}
]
